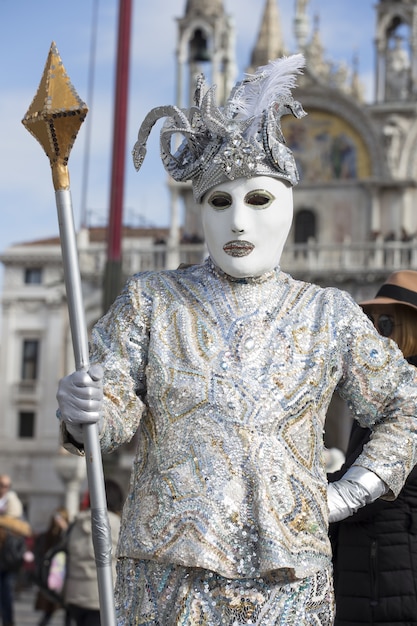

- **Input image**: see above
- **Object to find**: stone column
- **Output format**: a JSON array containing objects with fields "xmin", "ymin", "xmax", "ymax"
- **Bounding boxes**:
[
  {"xmin": 167, "ymin": 185, "xmax": 181, "ymax": 269},
  {"xmin": 55, "ymin": 449, "xmax": 87, "ymax": 520}
]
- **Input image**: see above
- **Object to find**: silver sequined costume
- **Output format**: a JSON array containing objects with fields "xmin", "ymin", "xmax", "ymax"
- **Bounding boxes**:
[{"xmin": 87, "ymin": 259, "xmax": 417, "ymax": 624}]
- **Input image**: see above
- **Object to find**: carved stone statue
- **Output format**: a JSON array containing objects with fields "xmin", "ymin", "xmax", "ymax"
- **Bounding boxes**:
[{"xmin": 386, "ymin": 35, "xmax": 410, "ymax": 100}]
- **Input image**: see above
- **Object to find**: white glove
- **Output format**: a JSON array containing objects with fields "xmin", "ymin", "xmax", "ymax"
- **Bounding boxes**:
[
  {"xmin": 327, "ymin": 466, "xmax": 388, "ymax": 523},
  {"xmin": 56, "ymin": 364, "xmax": 104, "ymax": 442}
]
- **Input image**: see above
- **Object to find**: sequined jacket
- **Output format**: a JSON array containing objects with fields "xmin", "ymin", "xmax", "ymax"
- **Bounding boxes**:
[{"xmin": 87, "ymin": 259, "xmax": 417, "ymax": 580}]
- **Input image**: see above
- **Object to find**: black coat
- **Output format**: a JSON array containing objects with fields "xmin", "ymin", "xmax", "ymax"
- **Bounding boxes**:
[{"xmin": 329, "ymin": 421, "xmax": 417, "ymax": 625}]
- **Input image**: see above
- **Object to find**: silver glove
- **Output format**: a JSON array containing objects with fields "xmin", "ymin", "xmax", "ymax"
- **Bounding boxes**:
[
  {"xmin": 327, "ymin": 466, "xmax": 388, "ymax": 523},
  {"xmin": 56, "ymin": 364, "xmax": 104, "ymax": 442}
]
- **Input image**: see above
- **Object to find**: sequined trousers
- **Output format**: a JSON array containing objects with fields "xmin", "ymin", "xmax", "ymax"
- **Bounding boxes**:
[{"xmin": 114, "ymin": 558, "xmax": 335, "ymax": 625}]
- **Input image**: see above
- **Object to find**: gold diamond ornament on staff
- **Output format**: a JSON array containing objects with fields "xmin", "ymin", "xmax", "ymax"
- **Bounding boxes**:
[
  {"xmin": 22, "ymin": 41, "xmax": 88, "ymax": 191},
  {"xmin": 21, "ymin": 42, "xmax": 116, "ymax": 626}
]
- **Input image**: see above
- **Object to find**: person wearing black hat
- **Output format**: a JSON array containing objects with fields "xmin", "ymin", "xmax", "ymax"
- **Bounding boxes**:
[{"xmin": 329, "ymin": 270, "xmax": 417, "ymax": 625}]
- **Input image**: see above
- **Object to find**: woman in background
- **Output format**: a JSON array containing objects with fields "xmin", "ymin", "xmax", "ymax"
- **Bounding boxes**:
[
  {"xmin": 329, "ymin": 269, "xmax": 417, "ymax": 625},
  {"xmin": 64, "ymin": 480, "xmax": 123, "ymax": 626},
  {"xmin": 34, "ymin": 507, "xmax": 70, "ymax": 626}
]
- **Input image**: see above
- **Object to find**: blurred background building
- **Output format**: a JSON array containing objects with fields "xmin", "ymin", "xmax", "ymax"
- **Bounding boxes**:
[{"xmin": 1, "ymin": 0, "xmax": 417, "ymax": 528}]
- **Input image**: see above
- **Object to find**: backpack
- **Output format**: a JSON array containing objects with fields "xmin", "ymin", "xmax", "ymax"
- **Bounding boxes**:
[
  {"xmin": 35, "ymin": 523, "xmax": 73, "ymax": 606},
  {"xmin": 0, "ymin": 532, "xmax": 26, "ymax": 572}
]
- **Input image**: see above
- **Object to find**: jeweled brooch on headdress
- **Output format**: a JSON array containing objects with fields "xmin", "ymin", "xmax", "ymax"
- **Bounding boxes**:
[{"xmin": 133, "ymin": 54, "xmax": 307, "ymax": 202}]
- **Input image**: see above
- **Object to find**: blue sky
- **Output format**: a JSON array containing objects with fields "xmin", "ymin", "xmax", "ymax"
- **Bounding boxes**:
[{"xmin": 0, "ymin": 0, "xmax": 376, "ymax": 273}]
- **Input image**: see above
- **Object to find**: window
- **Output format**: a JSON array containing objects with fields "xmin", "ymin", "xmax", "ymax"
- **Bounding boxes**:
[
  {"xmin": 24, "ymin": 268, "xmax": 42, "ymax": 284},
  {"xmin": 21, "ymin": 340, "xmax": 39, "ymax": 380},
  {"xmin": 18, "ymin": 411, "xmax": 35, "ymax": 438},
  {"xmin": 294, "ymin": 209, "xmax": 317, "ymax": 243}
]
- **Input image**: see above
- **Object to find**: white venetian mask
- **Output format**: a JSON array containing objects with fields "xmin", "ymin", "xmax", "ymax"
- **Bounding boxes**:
[{"xmin": 201, "ymin": 176, "xmax": 293, "ymax": 278}]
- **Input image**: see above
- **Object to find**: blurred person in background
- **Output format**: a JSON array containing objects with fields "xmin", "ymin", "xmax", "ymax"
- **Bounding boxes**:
[
  {"xmin": 34, "ymin": 507, "xmax": 70, "ymax": 626},
  {"xmin": 64, "ymin": 479, "xmax": 123, "ymax": 626},
  {"xmin": 0, "ymin": 474, "xmax": 30, "ymax": 626},
  {"xmin": 0, "ymin": 476, "xmax": 22, "ymax": 520},
  {"xmin": 329, "ymin": 270, "xmax": 417, "ymax": 625}
]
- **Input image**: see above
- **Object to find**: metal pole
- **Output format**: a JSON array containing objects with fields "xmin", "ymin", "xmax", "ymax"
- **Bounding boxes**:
[
  {"xmin": 80, "ymin": 0, "xmax": 99, "ymax": 228},
  {"xmin": 56, "ymin": 190, "xmax": 116, "ymax": 626}
]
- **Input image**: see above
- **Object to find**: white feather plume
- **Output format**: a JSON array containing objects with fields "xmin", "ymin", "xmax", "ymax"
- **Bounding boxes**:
[{"xmin": 228, "ymin": 54, "xmax": 305, "ymax": 120}]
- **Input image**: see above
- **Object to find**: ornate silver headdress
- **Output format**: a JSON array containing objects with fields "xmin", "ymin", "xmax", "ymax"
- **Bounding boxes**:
[{"xmin": 132, "ymin": 54, "xmax": 307, "ymax": 202}]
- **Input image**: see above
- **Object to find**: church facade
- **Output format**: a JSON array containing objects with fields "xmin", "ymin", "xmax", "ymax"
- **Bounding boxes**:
[{"xmin": 171, "ymin": 0, "xmax": 417, "ymax": 297}]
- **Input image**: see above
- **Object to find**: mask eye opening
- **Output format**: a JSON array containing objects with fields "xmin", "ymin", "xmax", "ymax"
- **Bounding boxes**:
[
  {"xmin": 244, "ymin": 189, "xmax": 275, "ymax": 208},
  {"xmin": 207, "ymin": 191, "xmax": 232, "ymax": 210}
]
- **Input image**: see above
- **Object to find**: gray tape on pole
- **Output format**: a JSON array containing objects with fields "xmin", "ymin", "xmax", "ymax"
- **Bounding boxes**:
[{"xmin": 91, "ymin": 508, "xmax": 113, "ymax": 568}]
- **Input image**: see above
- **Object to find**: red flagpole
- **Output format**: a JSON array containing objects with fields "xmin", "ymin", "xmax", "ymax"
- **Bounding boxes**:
[{"xmin": 103, "ymin": 0, "xmax": 133, "ymax": 312}]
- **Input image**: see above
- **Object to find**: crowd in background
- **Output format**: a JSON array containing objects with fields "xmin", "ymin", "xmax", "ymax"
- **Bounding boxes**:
[{"xmin": 0, "ymin": 475, "xmax": 123, "ymax": 626}]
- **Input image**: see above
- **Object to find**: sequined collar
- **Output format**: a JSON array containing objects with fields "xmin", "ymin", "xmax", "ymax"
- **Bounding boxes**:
[{"xmin": 206, "ymin": 257, "xmax": 280, "ymax": 284}]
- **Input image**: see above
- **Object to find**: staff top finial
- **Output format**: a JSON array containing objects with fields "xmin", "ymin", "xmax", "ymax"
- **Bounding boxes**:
[{"xmin": 22, "ymin": 41, "xmax": 88, "ymax": 190}]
